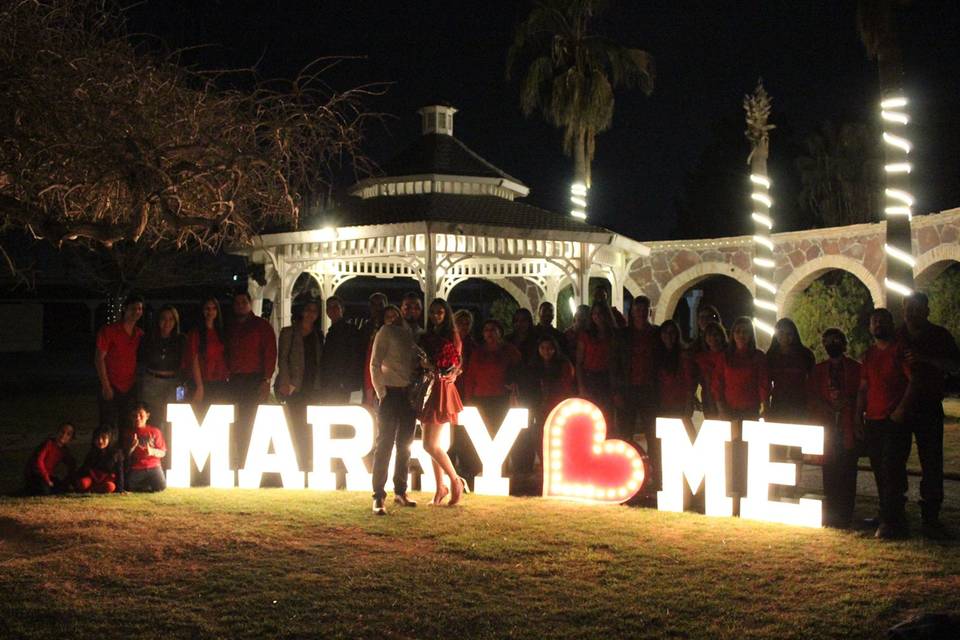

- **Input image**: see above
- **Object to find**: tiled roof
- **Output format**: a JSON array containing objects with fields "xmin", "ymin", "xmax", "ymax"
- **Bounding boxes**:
[
  {"xmin": 326, "ymin": 193, "xmax": 606, "ymax": 233},
  {"xmin": 381, "ymin": 134, "xmax": 524, "ymax": 184}
]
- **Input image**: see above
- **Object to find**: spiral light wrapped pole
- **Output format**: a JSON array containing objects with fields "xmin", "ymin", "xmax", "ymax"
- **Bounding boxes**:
[{"xmin": 744, "ymin": 80, "xmax": 777, "ymax": 337}]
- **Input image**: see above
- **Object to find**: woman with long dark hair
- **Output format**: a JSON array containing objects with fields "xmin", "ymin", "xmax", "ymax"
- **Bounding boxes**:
[
  {"xmin": 138, "ymin": 304, "xmax": 184, "ymax": 458},
  {"xmin": 518, "ymin": 336, "xmax": 576, "ymax": 475},
  {"xmin": 694, "ymin": 321, "xmax": 727, "ymax": 418},
  {"xmin": 576, "ymin": 301, "xmax": 617, "ymax": 424},
  {"xmin": 506, "ymin": 307, "xmax": 538, "ymax": 364},
  {"xmin": 656, "ymin": 320, "xmax": 695, "ymax": 419},
  {"xmin": 765, "ymin": 317, "xmax": 815, "ymax": 422},
  {"xmin": 187, "ymin": 296, "xmax": 228, "ymax": 405},
  {"xmin": 418, "ymin": 298, "xmax": 466, "ymax": 506}
]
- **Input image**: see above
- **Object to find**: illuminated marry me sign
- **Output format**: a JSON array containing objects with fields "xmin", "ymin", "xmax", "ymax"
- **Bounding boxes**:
[{"xmin": 166, "ymin": 398, "xmax": 824, "ymax": 528}]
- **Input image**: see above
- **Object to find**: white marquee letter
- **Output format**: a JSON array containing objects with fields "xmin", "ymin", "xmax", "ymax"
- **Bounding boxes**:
[
  {"xmin": 657, "ymin": 418, "xmax": 733, "ymax": 516},
  {"xmin": 307, "ymin": 405, "xmax": 374, "ymax": 491},
  {"xmin": 166, "ymin": 403, "xmax": 234, "ymax": 488},
  {"xmin": 237, "ymin": 405, "xmax": 305, "ymax": 489},
  {"xmin": 460, "ymin": 406, "xmax": 527, "ymax": 496},
  {"xmin": 741, "ymin": 420, "xmax": 824, "ymax": 528}
]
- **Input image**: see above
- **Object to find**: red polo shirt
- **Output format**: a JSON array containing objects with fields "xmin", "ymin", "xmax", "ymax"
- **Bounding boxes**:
[
  {"xmin": 861, "ymin": 342, "xmax": 909, "ymax": 420},
  {"xmin": 226, "ymin": 315, "xmax": 277, "ymax": 378},
  {"xmin": 96, "ymin": 322, "xmax": 144, "ymax": 393}
]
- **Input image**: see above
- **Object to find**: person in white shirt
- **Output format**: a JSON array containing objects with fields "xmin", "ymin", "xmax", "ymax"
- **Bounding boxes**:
[{"xmin": 369, "ymin": 305, "xmax": 419, "ymax": 514}]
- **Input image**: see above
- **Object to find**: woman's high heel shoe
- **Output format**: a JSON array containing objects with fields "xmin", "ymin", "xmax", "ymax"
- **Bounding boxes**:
[
  {"xmin": 448, "ymin": 476, "xmax": 467, "ymax": 506},
  {"xmin": 430, "ymin": 483, "xmax": 449, "ymax": 506}
]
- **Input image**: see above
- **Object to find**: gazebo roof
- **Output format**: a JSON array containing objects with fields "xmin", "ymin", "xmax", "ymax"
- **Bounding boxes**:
[
  {"xmin": 327, "ymin": 193, "xmax": 603, "ymax": 233},
  {"xmin": 379, "ymin": 133, "xmax": 523, "ymax": 184}
]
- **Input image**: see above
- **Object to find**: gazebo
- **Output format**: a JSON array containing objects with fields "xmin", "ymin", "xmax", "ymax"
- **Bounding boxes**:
[{"xmin": 239, "ymin": 104, "xmax": 650, "ymax": 332}]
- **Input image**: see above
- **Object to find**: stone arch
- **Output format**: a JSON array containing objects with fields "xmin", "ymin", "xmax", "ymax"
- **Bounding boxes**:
[
  {"xmin": 776, "ymin": 255, "xmax": 883, "ymax": 315},
  {"xmin": 655, "ymin": 262, "xmax": 755, "ymax": 325},
  {"xmin": 914, "ymin": 244, "xmax": 960, "ymax": 289}
]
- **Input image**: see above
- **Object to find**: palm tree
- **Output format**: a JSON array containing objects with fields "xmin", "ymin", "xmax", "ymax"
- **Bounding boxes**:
[
  {"xmin": 857, "ymin": 0, "xmax": 915, "ymax": 298},
  {"xmin": 506, "ymin": 0, "xmax": 654, "ymax": 192},
  {"xmin": 796, "ymin": 122, "xmax": 883, "ymax": 228}
]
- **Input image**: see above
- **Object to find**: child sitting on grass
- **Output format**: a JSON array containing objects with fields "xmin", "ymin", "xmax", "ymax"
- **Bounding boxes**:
[
  {"xmin": 75, "ymin": 428, "xmax": 125, "ymax": 494},
  {"xmin": 23, "ymin": 422, "xmax": 76, "ymax": 495},
  {"xmin": 125, "ymin": 402, "xmax": 167, "ymax": 492}
]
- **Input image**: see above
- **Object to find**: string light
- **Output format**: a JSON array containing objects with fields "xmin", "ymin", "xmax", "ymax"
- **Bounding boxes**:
[
  {"xmin": 880, "ymin": 95, "xmax": 915, "ymax": 297},
  {"xmin": 750, "ymin": 193, "xmax": 772, "ymax": 208},
  {"xmin": 884, "ymin": 277, "xmax": 913, "ymax": 297},
  {"xmin": 753, "ymin": 275, "xmax": 777, "ymax": 295},
  {"xmin": 749, "ymin": 166, "xmax": 778, "ymax": 331},
  {"xmin": 753, "ymin": 299, "xmax": 778, "ymax": 313},
  {"xmin": 570, "ymin": 182, "xmax": 588, "ymax": 220},
  {"xmin": 884, "ymin": 244, "xmax": 916, "ymax": 268},
  {"xmin": 752, "ymin": 235, "xmax": 774, "ymax": 251},
  {"xmin": 884, "ymin": 163, "xmax": 912, "ymax": 174},
  {"xmin": 753, "ymin": 317, "xmax": 776, "ymax": 336}
]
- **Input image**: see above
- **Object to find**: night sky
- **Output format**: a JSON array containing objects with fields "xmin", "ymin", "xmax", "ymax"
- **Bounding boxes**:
[{"xmin": 127, "ymin": 1, "xmax": 960, "ymax": 242}]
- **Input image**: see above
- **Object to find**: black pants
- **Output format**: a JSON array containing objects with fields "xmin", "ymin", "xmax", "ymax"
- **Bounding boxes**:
[
  {"xmin": 23, "ymin": 473, "xmax": 69, "ymax": 496},
  {"xmin": 98, "ymin": 386, "xmax": 135, "ymax": 440},
  {"xmin": 865, "ymin": 418, "xmax": 912, "ymax": 527},
  {"xmin": 127, "ymin": 466, "xmax": 166, "ymax": 492},
  {"xmin": 615, "ymin": 385, "xmax": 658, "ymax": 487},
  {"xmin": 822, "ymin": 430, "xmax": 859, "ymax": 527},
  {"xmin": 227, "ymin": 373, "xmax": 264, "ymax": 468},
  {"xmin": 284, "ymin": 391, "xmax": 317, "ymax": 471},
  {"xmin": 371, "ymin": 388, "xmax": 416, "ymax": 500},
  {"xmin": 912, "ymin": 403, "xmax": 945, "ymax": 523}
]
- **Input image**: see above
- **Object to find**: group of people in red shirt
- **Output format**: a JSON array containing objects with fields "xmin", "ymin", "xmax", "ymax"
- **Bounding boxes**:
[{"xmin": 24, "ymin": 287, "xmax": 958, "ymax": 538}]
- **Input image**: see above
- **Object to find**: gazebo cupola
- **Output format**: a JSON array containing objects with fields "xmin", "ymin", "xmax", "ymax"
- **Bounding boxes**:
[{"xmin": 418, "ymin": 103, "xmax": 457, "ymax": 136}]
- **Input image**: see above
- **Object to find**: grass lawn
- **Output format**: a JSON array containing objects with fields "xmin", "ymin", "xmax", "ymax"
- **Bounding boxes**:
[
  {"xmin": 1, "ymin": 491, "xmax": 959, "ymax": 639},
  {"xmin": 1, "ymin": 393, "xmax": 960, "ymax": 638}
]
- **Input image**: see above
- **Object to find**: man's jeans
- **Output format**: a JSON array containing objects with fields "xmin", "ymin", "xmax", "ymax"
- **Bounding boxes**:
[{"xmin": 372, "ymin": 387, "xmax": 416, "ymax": 500}]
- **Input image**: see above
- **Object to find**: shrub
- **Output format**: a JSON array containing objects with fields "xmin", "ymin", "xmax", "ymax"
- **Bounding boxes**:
[{"xmin": 791, "ymin": 272, "xmax": 873, "ymax": 361}]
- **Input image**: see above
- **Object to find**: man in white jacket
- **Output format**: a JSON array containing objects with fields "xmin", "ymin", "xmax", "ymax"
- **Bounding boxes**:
[{"xmin": 369, "ymin": 307, "xmax": 419, "ymax": 514}]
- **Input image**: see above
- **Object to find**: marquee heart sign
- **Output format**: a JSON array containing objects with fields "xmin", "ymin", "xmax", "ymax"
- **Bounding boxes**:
[{"xmin": 542, "ymin": 398, "xmax": 646, "ymax": 504}]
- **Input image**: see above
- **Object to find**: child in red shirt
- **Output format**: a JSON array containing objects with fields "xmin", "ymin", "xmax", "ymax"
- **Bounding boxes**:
[
  {"xmin": 125, "ymin": 402, "xmax": 167, "ymax": 492},
  {"xmin": 76, "ymin": 428, "xmax": 125, "ymax": 494},
  {"xmin": 24, "ymin": 423, "xmax": 76, "ymax": 495}
]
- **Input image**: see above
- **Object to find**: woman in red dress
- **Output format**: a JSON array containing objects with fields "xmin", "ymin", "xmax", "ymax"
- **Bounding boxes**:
[{"xmin": 418, "ymin": 298, "xmax": 466, "ymax": 506}]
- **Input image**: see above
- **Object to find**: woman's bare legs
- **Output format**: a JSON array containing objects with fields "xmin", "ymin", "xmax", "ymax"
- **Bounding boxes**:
[{"xmin": 422, "ymin": 421, "xmax": 461, "ymax": 504}]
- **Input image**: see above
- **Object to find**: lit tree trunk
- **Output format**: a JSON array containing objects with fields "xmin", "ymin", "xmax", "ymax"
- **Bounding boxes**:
[
  {"xmin": 574, "ymin": 126, "xmax": 589, "ymax": 188},
  {"xmin": 744, "ymin": 80, "xmax": 777, "ymax": 344}
]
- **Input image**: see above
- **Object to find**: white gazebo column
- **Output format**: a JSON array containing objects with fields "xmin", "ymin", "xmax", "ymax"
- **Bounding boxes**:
[
  {"xmin": 424, "ymin": 234, "xmax": 438, "ymax": 326},
  {"xmin": 542, "ymin": 275, "xmax": 563, "ymax": 315},
  {"xmin": 684, "ymin": 289, "xmax": 704, "ymax": 339}
]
